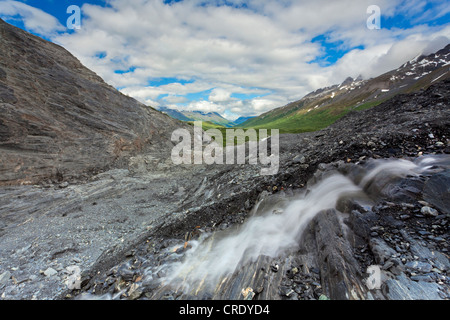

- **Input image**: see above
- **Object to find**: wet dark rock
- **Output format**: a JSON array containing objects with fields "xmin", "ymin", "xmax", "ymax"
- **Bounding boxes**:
[
  {"xmin": 423, "ymin": 170, "xmax": 450, "ymax": 214},
  {"xmin": 118, "ymin": 266, "xmax": 135, "ymax": 282},
  {"xmin": 313, "ymin": 209, "xmax": 367, "ymax": 300},
  {"xmin": 346, "ymin": 210, "xmax": 371, "ymax": 242},
  {"xmin": 405, "ymin": 261, "xmax": 433, "ymax": 273},
  {"xmin": 410, "ymin": 274, "xmax": 434, "ymax": 282},
  {"xmin": 382, "ymin": 273, "xmax": 445, "ymax": 300},
  {"xmin": 370, "ymin": 238, "xmax": 397, "ymax": 265}
]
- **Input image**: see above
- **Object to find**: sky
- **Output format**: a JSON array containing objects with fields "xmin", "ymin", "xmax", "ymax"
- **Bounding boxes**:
[{"xmin": 0, "ymin": 0, "xmax": 449, "ymax": 120}]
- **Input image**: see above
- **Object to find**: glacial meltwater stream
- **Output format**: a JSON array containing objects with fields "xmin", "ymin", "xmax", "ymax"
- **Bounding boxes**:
[
  {"xmin": 76, "ymin": 155, "xmax": 449, "ymax": 300},
  {"xmin": 151, "ymin": 155, "xmax": 448, "ymax": 296}
]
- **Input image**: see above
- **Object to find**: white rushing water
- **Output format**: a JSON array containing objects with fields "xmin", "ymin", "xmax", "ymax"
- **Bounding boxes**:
[{"xmin": 157, "ymin": 155, "xmax": 446, "ymax": 294}]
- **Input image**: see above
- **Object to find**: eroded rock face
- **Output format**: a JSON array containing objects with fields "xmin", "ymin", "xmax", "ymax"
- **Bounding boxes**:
[{"xmin": 0, "ymin": 19, "xmax": 183, "ymax": 186}]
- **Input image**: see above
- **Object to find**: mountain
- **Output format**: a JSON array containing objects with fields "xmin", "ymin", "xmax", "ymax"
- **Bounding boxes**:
[
  {"xmin": 158, "ymin": 107, "xmax": 236, "ymax": 127},
  {"xmin": 233, "ymin": 116, "xmax": 256, "ymax": 125},
  {"xmin": 158, "ymin": 106, "xmax": 193, "ymax": 122},
  {"xmin": 0, "ymin": 19, "xmax": 185, "ymax": 186},
  {"xmin": 187, "ymin": 110, "xmax": 233, "ymax": 127},
  {"xmin": 240, "ymin": 44, "xmax": 450, "ymax": 133}
]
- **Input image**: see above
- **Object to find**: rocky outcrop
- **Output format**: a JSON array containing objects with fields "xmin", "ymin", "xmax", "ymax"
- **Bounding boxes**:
[{"xmin": 0, "ymin": 18, "xmax": 183, "ymax": 186}]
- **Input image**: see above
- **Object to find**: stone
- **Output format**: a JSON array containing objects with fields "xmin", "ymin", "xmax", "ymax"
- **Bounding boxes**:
[
  {"xmin": 241, "ymin": 287, "xmax": 255, "ymax": 300},
  {"xmin": 423, "ymin": 170, "xmax": 450, "ymax": 214},
  {"xmin": 293, "ymin": 155, "xmax": 306, "ymax": 164},
  {"xmin": 120, "ymin": 269, "xmax": 135, "ymax": 282},
  {"xmin": 410, "ymin": 275, "xmax": 434, "ymax": 282},
  {"xmin": 43, "ymin": 268, "xmax": 58, "ymax": 277},
  {"xmin": 421, "ymin": 206, "xmax": 438, "ymax": 217},
  {"xmin": 383, "ymin": 273, "xmax": 443, "ymax": 300},
  {"xmin": 405, "ymin": 261, "xmax": 433, "ymax": 273},
  {"xmin": 0, "ymin": 271, "xmax": 11, "ymax": 287},
  {"xmin": 370, "ymin": 238, "xmax": 397, "ymax": 265},
  {"xmin": 59, "ymin": 182, "xmax": 69, "ymax": 189},
  {"xmin": 430, "ymin": 252, "xmax": 450, "ymax": 272},
  {"xmin": 128, "ymin": 283, "xmax": 143, "ymax": 300},
  {"xmin": 382, "ymin": 260, "xmax": 395, "ymax": 270},
  {"xmin": 65, "ymin": 266, "xmax": 82, "ymax": 290}
]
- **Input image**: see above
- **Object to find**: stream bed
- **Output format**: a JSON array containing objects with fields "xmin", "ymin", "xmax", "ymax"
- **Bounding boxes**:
[{"xmin": 75, "ymin": 155, "xmax": 450, "ymax": 300}]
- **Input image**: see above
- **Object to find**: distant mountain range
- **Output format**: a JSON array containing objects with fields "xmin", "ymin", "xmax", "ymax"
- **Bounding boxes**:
[
  {"xmin": 157, "ymin": 107, "xmax": 255, "ymax": 127},
  {"xmin": 239, "ymin": 44, "xmax": 450, "ymax": 133},
  {"xmin": 157, "ymin": 44, "xmax": 449, "ymax": 133},
  {"xmin": 232, "ymin": 116, "xmax": 256, "ymax": 125}
]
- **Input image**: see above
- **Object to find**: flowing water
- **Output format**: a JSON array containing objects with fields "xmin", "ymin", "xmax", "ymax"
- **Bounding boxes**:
[
  {"xmin": 153, "ymin": 155, "xmax": 447, "ymax": 295},
  {"xmin": 76, "ymin": 155, "xmax": 449, "ymax": 300}
]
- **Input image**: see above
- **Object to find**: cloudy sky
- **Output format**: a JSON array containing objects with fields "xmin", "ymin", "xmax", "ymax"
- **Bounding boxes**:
[{"xmin": 1, "ymin": 0, "xmax": 449, "ymax": 120}]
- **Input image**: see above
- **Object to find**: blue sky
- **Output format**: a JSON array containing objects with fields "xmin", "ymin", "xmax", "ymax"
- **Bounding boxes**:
[{"xmin": 1, "ymin": 0, "xmax": 449, "ymax": 119}]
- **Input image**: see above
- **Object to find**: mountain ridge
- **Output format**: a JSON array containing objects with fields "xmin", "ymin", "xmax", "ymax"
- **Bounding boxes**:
[
  {"xmin": 0, "ymin": 18, "xmax": 186, "ymax": 186},
  {"xmin": 239, "ymin": 43, "xmax": 450, "ymax": 132},
  {"xmin": 157, "ymin": 106, "xmax": 251, "ymax": 127}
]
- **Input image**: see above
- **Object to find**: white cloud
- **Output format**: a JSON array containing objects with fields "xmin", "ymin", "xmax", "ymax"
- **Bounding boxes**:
[
  {"xmin": 4, "ymin": 0, "xmax": 448, "ymax": 118},
  {"xmin": 162, "ymin": 95, "xmax": 189, "ymax": 104},
  {"xmin": 184, "ymin": 100, "xmax": 224, "ymax": 114},
  {"xmin": 209, "ymin": 88, "xmax": 233, "ymax": 103},
  {"xmin": 328, "ymin": 25, "xmax": 450, "ymax": 80},
  {"xmin": 0, "ymin": 0, "xmax": 65, "ymax": 36}
]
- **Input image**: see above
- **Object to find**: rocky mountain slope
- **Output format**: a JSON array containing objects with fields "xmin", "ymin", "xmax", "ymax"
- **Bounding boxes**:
[
  {"xmin": 241, "ymin": 44, "xmax": 450, "ymax": 133},
  {"xmin": 0, "ymin": 18, "xmax": 184, "ymax": 186},
  {"xmin": 233, "ymin": 115, "xmax": 256, "ymax": 125},
  {"xmin": 158, "ymin": 107, "xmax": 237, "ymax": 127}
]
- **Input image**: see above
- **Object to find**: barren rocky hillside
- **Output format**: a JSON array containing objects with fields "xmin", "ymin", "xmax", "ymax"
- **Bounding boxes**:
[{"xmin": 0, "ymin": 18, "xmax": 184, "ymax": 186}]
